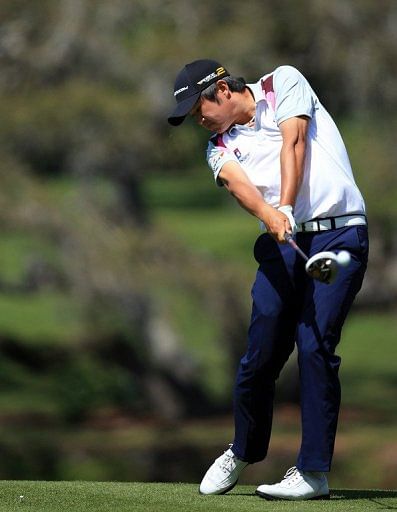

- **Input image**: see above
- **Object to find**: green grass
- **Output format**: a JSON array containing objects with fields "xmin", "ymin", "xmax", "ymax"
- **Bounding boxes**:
[
  {"xmin": 339, "ymin": 313, "xmax": 397, "ymax": 414},
  {"xmin": 0, "ymin": 232, "xmax": 59, "ymax": 283},
  {"xmin": 340, "ymin": 313, "xmax": 397, "ymax": 375},
  {"xmin": 143, "ymin": 172, "xmax": 227, "ymax": 210},
  {"xmin": 153, "ymin": 207, "xmax": 259, "ymax": 271},
  {"xmin": 145, "ymin": 173, "xmax": 260, "ymax": 270},
  {"xmin": 0, "ymin": 292, "xmax": 84, "ymax": 345},
  {"xmin": 0, "ymin": 482, "xmax": 395, "ymax": 512},
  {"xmin": 154, "ymin": 284, "xmax": 231, "ymax": 400}
]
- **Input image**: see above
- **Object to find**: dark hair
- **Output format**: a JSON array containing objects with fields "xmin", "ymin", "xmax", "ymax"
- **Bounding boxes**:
[{"xmin": 201, "ymin": 76, "xmax": 246, "ymax": 102}]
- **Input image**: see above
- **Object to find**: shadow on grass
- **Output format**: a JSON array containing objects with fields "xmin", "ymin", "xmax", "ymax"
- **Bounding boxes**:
[
  {"xmin": 230, "ymin": 489, "xmax": 397, "ymax": 504},
  {"xmin": 331, "ymin": 489, "xmax": 397, "ymax": 500}
]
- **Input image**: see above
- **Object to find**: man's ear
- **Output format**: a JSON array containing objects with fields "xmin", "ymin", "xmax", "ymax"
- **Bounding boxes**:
[{"xmin": 216, "ymin": 79, "xmax": 231, "ymax": 98}]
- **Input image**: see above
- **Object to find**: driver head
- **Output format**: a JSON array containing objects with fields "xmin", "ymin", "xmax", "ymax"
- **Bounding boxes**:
[{"xmin": 305, "ymin": 251, "xmax": 339, "ymax": 284}]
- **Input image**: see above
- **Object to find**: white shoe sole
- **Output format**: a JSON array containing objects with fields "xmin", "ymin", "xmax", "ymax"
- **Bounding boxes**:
[{"xmin": 256, "ymin": 489, "xmax": 330, "ymax": 501}]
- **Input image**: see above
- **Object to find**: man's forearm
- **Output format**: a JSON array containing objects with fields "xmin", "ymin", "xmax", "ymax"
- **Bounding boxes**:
[
  {"xmin": 279, "ymin": 142, "xmax": 305, "ymax": 207},
  {"xmin": 225, "ymin": 179, "xmax": 274, "ymax": 222},
  {"xmin": 220, "ymin": 161, "xmax": 292, "ymax": 242},
  {"xmin": 224, "ymin": 179, "xmax": 290, "ymax": 241},
  {"xmin": 279, "ymin": 116, "xmax": 308, "ymax": 208}
]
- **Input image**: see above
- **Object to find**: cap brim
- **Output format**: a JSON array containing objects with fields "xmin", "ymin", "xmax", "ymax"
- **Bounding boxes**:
[{"xmin": 167, "ymin": 92, "xmax": 200, "ymax": 126}]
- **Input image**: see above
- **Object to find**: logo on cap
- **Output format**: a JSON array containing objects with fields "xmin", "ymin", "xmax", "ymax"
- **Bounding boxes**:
[
  {"xmin": 197, "ymin": 67, "xmax": 227, "ymax": 86},
  {"xmin": 174, "ymin": 86, "xmax": 189, "ymax": 97}
]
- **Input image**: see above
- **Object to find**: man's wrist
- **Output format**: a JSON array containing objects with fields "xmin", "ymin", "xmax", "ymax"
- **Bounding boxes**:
[
  {"xmin": 278, "ymin": 204, "xmax": 297, "ymax": 234},
  {"xmin": 278, "ymin": 204, "xmax": 294, "ymax": 215}
]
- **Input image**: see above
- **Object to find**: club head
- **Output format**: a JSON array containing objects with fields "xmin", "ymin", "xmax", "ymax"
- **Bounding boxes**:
[{"xmin": 305, "ymin": 251, "xmax": 339, "ymax": 284}]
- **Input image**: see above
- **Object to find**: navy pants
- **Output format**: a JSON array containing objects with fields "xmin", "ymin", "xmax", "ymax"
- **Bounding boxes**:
[{"xmin": 232, "ymin": 226, "xmax": 369, "ymax": 472}]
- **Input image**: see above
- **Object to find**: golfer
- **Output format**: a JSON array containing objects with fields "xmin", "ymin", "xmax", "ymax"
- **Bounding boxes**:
[{"xmin": 168, "ymin": 59, "xmax": 369, "ymax": 501}]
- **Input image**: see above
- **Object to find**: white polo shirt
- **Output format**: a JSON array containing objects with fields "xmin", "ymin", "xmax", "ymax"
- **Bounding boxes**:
[{"xmin": 206, "ymin": 65, "xmax": 365, "ymax": 223}]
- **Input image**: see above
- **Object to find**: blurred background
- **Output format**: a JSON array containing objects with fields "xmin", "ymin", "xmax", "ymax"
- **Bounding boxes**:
[{"xmin": 0, "ymin": 0, "xmax": 396, "ymax": 490}]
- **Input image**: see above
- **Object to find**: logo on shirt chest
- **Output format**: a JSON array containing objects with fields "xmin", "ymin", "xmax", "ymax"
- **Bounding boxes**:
[
  {"xmin": 233, "ymin": 148, "xmax": 242, "ymax": 160},
  {"xmin": 233, "ymin": 147, "xmax": 251, "ymax": 163}
]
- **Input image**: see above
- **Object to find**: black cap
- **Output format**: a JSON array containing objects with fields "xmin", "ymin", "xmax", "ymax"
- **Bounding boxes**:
[{"xmin": 168, "ymin": 59, "xmax": 229, "ymax": 126}]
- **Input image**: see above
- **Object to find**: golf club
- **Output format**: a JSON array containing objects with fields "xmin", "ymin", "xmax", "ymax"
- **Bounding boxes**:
[{"xmin": 284, "ymin": 233, "xmax": 351, "ymax": 284}]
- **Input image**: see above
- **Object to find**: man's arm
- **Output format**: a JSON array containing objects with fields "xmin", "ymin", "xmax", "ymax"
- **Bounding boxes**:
[
  {"xmin": 278, "ymin": 115, "xmax": 309, "ymax": 208},
  {"xmin": 218, "ymin": 161, "xmax": 289, "ymax": 242}
]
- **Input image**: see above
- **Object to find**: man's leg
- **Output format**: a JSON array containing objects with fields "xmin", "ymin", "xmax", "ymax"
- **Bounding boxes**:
[
  {"xmin": 199, "ymin": 235, "xmax": 298, "ymax": 495},
  {"xmin": 232, "ymin": 235, "xmax": 298, "ymax": 463},
  {"xmin": 256, "ymin": 226, "xmax": 368, "ymax": 501},
  {"xmin": 296, "ymin": 226, "xmax": 369, "ymax": 471}
]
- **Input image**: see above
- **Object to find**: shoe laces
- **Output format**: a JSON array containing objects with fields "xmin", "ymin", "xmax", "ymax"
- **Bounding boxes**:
[
  {"xmin": 219, "ymin": 445, "xmax": 236, "ymax": 474},
  {"xmin": 282, "ymin": 466, "xmax": 301, "ymax": 482}
]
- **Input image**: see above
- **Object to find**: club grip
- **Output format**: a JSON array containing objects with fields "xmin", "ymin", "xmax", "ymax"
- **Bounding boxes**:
[{"xmin": 284, "ymin": 233, "xmax": 309, "ymax": 262}]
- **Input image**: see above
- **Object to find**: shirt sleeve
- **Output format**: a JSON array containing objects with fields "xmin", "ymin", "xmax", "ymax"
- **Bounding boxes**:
[
  {"xmin": 206, "ymin": 137, "xmax": 239, "ymax": 186},
  {"xmin": 273, "ymin": 66, "xmax": 316, "ymax": 125}
]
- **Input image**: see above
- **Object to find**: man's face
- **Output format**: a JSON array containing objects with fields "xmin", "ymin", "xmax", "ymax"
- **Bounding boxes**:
[{"xmin": 190, "ymin": 90, "xmax": 234, "ymax": 134}]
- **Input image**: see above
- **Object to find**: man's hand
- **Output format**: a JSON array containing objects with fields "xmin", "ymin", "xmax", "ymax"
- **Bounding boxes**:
[{"xmin": 262, "ymin": 207, "xmax": 293, "ymax": 243}]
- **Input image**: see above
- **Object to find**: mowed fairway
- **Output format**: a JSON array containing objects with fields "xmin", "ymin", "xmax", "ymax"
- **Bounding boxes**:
[{"xmin": 0, "ymin": 481, "xmax": 396, "ymax": 512}]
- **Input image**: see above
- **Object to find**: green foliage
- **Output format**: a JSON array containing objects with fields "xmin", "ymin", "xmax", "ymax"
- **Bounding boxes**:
[
  {"xmin": 0, "ymin": 82, "xmax": 155, "ymax": 176},
  {"xmin": 53, "ymin": 356, "xmax": 138, "ymax": 422}
]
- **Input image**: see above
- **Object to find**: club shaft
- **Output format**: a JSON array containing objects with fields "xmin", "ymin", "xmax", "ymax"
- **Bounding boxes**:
[{"xmin": 285, "ymin": 233, "xmax": 309, "ymax": 262}]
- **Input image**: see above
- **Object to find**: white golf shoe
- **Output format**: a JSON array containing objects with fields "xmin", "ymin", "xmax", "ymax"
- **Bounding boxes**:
[
  {"xmin": 199, "ymin": 446, "xmax": 248, "ymax": 495},
  {"xmin": 256, "ymin": 466, "xmax": 330, "ymax": 501}
]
